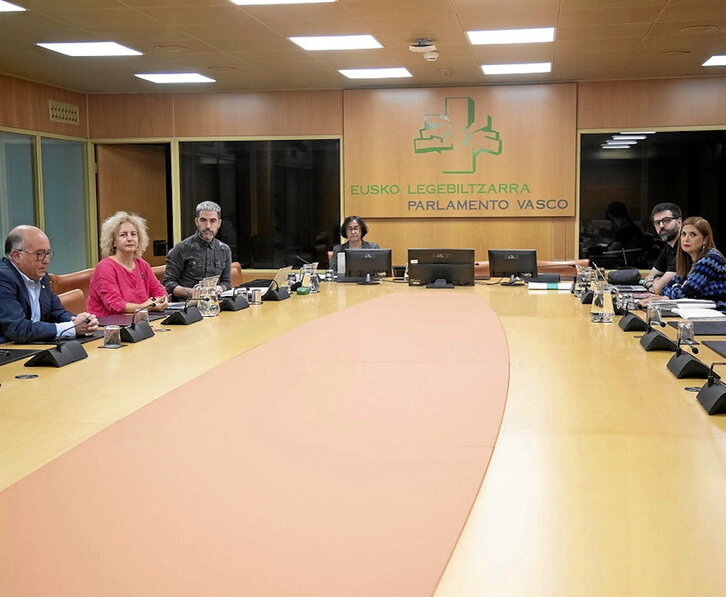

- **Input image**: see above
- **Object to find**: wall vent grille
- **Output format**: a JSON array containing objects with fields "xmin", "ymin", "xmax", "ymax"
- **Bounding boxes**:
[{"xmin": 48, "ymin": 100, "xmax": 80, "ymax": 125}]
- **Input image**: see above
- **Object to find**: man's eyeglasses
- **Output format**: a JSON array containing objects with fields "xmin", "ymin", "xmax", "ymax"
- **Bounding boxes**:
[
  {"xmin": 652, "ymin": 216, "xmax": 677, "ymax": 228},
  {"xmin": 18, "ymin": 249, "xmax": 55, "ymax": 261}
]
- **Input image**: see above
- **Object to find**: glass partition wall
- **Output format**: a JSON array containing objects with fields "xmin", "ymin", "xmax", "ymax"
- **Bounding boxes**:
[
  {"xmin": 180, "ymin": 139, "xmax": 341, "ymax": 269},
  {"xmin": 579, "ymin": 130, "xmax": 726, "ymax": 269},
  {"xmin": 0, "ymin": 130, "xmax": 90, "ymax": 274},
  {"xmin": 0, "ymin": 131, "xmax": 37, "ymax": 234}
]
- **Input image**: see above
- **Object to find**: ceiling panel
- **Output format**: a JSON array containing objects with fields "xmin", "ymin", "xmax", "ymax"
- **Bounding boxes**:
[{"xmin": 0, "ymin": 0, "xmax": 723, "ymax": 93}]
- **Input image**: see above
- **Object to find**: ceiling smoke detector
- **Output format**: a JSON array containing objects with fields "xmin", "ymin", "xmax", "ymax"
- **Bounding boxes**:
[{"xmin": 409, "ymin": 38, "xmax": 437, "ymax": 53}]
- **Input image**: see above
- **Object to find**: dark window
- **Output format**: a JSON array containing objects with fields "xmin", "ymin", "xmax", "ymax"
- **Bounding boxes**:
[
  {"xmin": 579, "ymin": 130, "xmax": 726, "ymax": 268},
  {"xmin": 180, "ymin": 139, "xmax": 340, "ymax": 269}
]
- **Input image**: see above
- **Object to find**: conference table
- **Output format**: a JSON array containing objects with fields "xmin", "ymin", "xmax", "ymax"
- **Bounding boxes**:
[{"xmin": 1, "ymin": 280, "xmax": 725, "ymax": 597}]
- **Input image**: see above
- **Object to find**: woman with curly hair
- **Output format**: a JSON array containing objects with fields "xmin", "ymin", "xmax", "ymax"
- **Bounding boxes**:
[{"xmin": 86, "ymin": 211, "xmax": 168, "ymax": 317}]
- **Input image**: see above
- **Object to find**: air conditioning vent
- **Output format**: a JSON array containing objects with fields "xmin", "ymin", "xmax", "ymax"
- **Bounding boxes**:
[{"xmin": 48, "ymin": 100, "xmax": 80, "ymax": 125}]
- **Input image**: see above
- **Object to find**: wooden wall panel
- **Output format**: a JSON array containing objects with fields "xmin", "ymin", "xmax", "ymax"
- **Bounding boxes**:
[
  {"xmin": 578, "ymin": 77, "xmax": 726, "ymax": 130},
  {"xmin": 173, "ymin": 90, "xmax": 343, "ymax": 137},
  {"xmin": 343, "ymin": 85, "xmax": 577, "ymax": 219},
  {"xmin": 88, "ymin": 94, "xmax": 174, "ymax": 139},
  {"xmin": 364, "ymin": 218, "xmax": 571, "ymax": 266},
  {"xmin": 0, "ymin": 74, "xmax": 87, "ymax": 137}
]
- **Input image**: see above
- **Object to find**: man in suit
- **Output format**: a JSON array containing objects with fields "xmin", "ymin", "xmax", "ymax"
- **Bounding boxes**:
[{"xmin": 0, "ymin": 225, "xmax": 98, "ymax": 344}]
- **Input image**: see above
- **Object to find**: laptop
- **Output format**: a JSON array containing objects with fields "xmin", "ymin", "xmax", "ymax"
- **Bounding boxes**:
[{"xmin": 221, "ymin": 266, "xmax": 292, "ymax": 296}]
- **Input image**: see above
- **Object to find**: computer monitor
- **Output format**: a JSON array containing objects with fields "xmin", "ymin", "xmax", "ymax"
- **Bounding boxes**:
[
  {"xmin": 488, "ymin": 249, "xmax": 538, "ymax": 285},
  {"xmin": 407, "ymin": 248, "xmax": 475, "ymax": 288},
  {"xmin": 345, "ymin": 248, "xmax": 392, "ymax": 280}
]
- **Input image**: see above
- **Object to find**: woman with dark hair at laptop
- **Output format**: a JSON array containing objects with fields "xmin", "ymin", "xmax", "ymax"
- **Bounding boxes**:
[
  {"xmin": 329, "ymin": 216, "xmax": 380, "ymax": 273},
  {"xmin": 87, "ymin": 211, "xmax": 169, "ymax": 317}
]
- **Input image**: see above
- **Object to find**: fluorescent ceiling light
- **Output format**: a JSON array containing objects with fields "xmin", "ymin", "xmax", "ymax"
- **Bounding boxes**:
[
  {"xmin": 606, "ymin": 140, "xmax": 637, "ymax": 144},
  {"xmin": 467, "ymin": 27, "xmax": 555, "ymax": 45},
  {"xmin": 135, "ymin": 73, "xmax": 215, "ymax": 84},
  {"xmin": 37, "ymin": 42, "xmax": 141, "ymax": 57},
  {"xmin": 612, "ymin": 135, "xmax": 646, "ymax": 140},
  {"xmin": 481, "ymin": 62, "xmax": 551, "ymax": 75},
  {"xmin": 602, "ymin": 145, "xmax": 631, "ymax": 149},
  {"xmin": 0, "ymin": 1, "xmax": 25, "ymax": 11},
  {"xmin": 339, "ymin": 67, "xmax": 412, "ymax": 79},
  {"xmin": 290, "ymin": 35, "xmax": 382, "ymax": 51},
  {"xmin": 703, "ymin": 55, "xmax": 726, "ymax": 66},
  {"xmin": 230, "ymin": 0, "xmax": 335, "ymax": 5}
]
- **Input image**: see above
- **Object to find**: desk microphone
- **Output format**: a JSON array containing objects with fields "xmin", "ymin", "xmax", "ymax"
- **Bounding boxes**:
[
  {"xmin": 58, "ymin": 317, "xmax": 92, "ymax": 345},
  {"xmin": 121, "ymin": 308, "xmax": 155, "ymax": 343},
  {"xmin": 25, "ymin": 318, "xmax": 92, "ymax": 368}
]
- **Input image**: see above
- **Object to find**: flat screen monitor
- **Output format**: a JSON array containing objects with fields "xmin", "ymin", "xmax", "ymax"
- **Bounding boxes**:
[
  {"xmin": 345, "ymin": 248, "xmax": 392, "ymax": 279},
  {"xmin": 488, "ymin": 249, "xmax": 538, "ymax": 285},
  {"xmin": 407, "ymin": 248, "xmax": 475, "ymax": 288}
]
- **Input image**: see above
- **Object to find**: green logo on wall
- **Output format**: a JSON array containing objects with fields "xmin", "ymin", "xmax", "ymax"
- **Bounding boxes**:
[{"xmin": 413, "ymin": 96, "xmax": 502, "ymax": 174}]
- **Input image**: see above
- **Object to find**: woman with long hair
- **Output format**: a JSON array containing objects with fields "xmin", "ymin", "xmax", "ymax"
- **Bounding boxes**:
[{"xmin": 660, "ymin": 216, "xmax": 726, "ymax": 309}]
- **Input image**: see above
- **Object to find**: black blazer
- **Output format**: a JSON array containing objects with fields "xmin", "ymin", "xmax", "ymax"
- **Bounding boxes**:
[{"xmin": 0, "ymin": 258, "xmax": 73, "ymax": 343}]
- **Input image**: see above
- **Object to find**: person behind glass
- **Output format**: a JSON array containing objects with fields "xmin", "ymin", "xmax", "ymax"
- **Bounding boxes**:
[
  {"xmin": 641, "ymin": 217, "xmax": 726, "ymax": 310},
  {"xmin": 163, "ymin": 201, "xmax": 231, "ymax": 299},
  {"xmin": 0, "ymin": 225, "xmax": 98, "ymax": 343},
  {"xmin": 86, "ymin": 212, "xmax": 169, "ymax": 318},
  {"xmin": 330, "ymin": 216, "xmax": 379, "ymax": 274},
  {"xmin": 642, "ymin": 202, "xmax": 682, "ymax": 295}
]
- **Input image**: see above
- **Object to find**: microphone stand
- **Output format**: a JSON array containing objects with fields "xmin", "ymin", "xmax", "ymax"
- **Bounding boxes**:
[
  {"xmin": 696, "ymin": 362, "xmax": 726, "ymax": 415},
  {"xmin": 120, "ymin": 307, "xmax": 155, "ymax": 343},
  {"xmin": 25, "ymin": 318, "xmax": 92, "ymax": 367},
  {"xmin": 639, "ymin": 308, "xmax": 677, "ymax": 351},
  {"xmin": 161, "ymin": 297, "xmax": 203, "ymax": 325},
  {"xmin": 220, "ymin": 286, "xmax": 249, "ymax": 311},
  {"xmin": 667, "ymin": 332, "xmax": 709, "ymax": 379}
]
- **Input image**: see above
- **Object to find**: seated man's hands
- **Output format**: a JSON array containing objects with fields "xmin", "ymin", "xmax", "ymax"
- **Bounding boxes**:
[{"xmin": 72, "ymin": 312, "xmax": 99, "ymax": 336}]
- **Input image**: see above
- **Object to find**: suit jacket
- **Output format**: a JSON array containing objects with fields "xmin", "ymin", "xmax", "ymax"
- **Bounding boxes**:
[{"xmin": 0, "ymin": 258, "xmax": 73, "ymax": 343}]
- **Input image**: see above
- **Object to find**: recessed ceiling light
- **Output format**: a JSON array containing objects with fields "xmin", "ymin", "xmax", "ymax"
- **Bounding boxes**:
[
  {"xmin": 467, "ymin": 27, "xmax": 555, "ymax": 45},
  {"xmin": 135, "ymin": 73, "xmax": 215, "ymax": 84},
  {"xmin": 481, "ymin": 62, "xmax": 551, "ymax": 75},
  {"xmin": 37, "ymin": 42, "xmax": 142, "ymax": 57},
  {"xmin": 681, "ymin": 25, "xmax": 718, "ymax": 34},
  {"xmin": 289, "ymin": 35, "xmax": 382, "ymax": 51},
  {"xmin": 230, "ymin": 0, "xmax": 335, "ymax": 5},
  {"xmin": 0, "ymin": 0, "xmax": 24, "ymax": 11},
  {"xmin": 660, "ymin": 50, "xmax": 691, "ymax": 57},
  {"xmin": 703, "ymin": 55, "xmax": 726, "ymax": 66},
  {"xmin": 612, "ymin": 135, "xmax": 646, "ymax": 140},
  {"xmin": 620, "ymin": 131, "xmax": 655, "ymax": 135},
  {"xmin": 607, "ymin": 140, "xmax": 638, "ymax": 144},
  {"xmin": 339, "ymin": 67, "xmax": 412, "ymax": 79},
  {"xmin": 602, "ymin": 145, "xmax": 631, "ymax": 149}
]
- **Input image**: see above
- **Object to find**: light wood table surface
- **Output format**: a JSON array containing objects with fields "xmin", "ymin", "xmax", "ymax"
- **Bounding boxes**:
[{"xmin": 1, "ymin": 281, "xmax": 725, "ymax": 597}]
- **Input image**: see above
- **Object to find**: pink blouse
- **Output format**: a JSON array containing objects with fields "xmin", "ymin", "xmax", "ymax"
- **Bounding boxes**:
[{"xmin": 86, "ymin": 257, "xmax": 166, "ymax": 317}]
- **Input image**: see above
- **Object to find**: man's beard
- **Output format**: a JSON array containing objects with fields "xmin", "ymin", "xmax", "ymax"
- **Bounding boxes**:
[{"xmin": 660, "ymin": 229, "xmax": 678, "ymax": 243}]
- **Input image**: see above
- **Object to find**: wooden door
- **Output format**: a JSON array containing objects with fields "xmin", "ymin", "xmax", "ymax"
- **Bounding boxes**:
[{"xmin": 96, "ymin": 144, "xmax": 169, "ymax": 266}]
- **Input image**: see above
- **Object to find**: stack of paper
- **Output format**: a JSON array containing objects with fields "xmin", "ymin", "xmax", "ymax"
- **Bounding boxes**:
[{"xmin": 672, "ymin": 308, "xmax": 726, "ymax": 319}]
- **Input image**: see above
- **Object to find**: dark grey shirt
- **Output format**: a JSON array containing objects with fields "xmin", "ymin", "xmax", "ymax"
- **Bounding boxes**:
[
  {"xmin": 653, "ymin": 241, "xmax": 677, "ymax": 273},
  {"xmin": 163, "ymin": 232, "xmax": 232, "ymax": 294}
]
